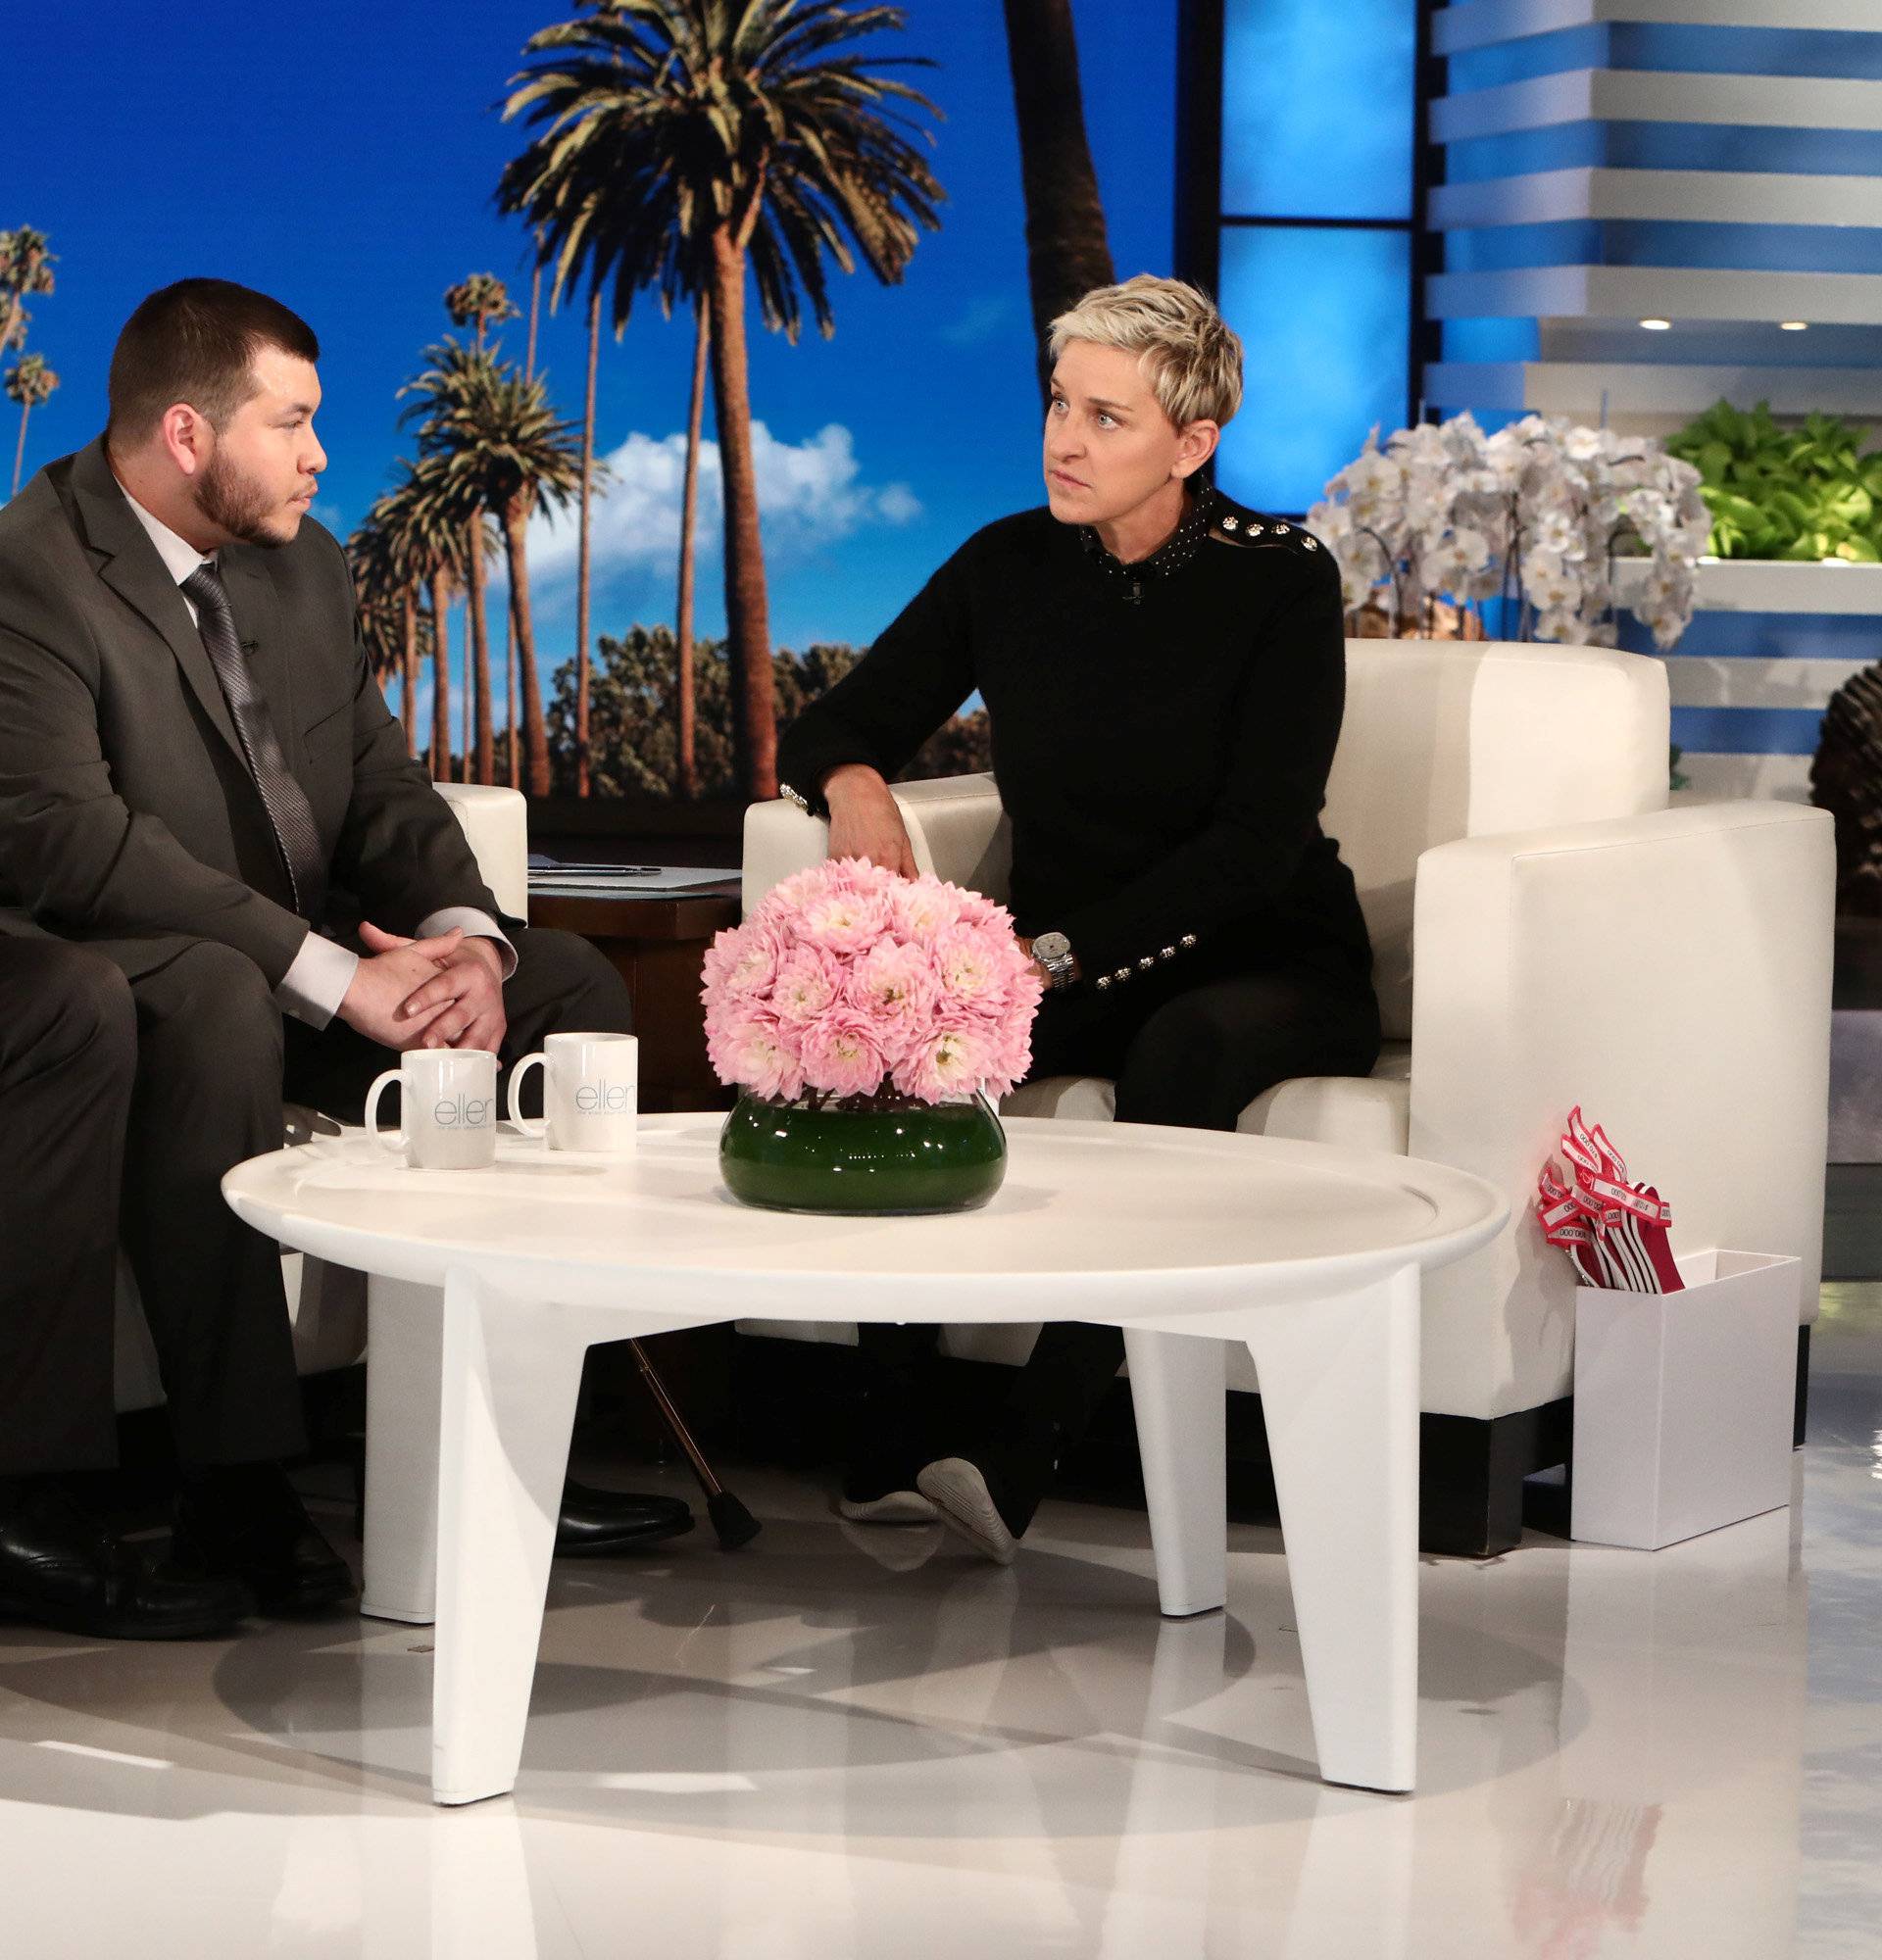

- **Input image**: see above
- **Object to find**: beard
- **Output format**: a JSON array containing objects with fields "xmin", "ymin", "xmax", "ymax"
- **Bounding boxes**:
[{"xmin": 196, "ymin": 444, "xmax": 291, "ymax": 547}]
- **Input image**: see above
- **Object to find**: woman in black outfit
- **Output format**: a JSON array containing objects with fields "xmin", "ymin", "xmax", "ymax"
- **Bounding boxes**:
[{"xmin": 774, "ymin": 274, "xmax": 1380, "ymax": 1563}]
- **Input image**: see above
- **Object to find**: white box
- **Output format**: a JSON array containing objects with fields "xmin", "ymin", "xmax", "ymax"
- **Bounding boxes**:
[{"xmin": 1570, "ymin": 1250, "xmax": 1801, "ymax": 1551}]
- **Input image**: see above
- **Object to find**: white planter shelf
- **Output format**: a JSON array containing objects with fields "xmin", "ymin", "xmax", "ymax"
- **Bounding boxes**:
[
  {"xmin": 1610, "ymin": 558, "xmax": 1882, "ymax": 806},
  {"xmin": 1614, "ymin": 557, "xmax": 1882, "ymax": 616}
]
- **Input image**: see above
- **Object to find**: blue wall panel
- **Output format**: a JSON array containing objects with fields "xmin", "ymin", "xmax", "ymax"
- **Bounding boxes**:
[
  {"xmin": 1215, "ymin": 226, "xmax": 1412, "ymax": 514},
  {"xmin": 1220, "ymin": 0, "xmax": 1414, "ymax": 220},
  {"xmin": 1670, "ymin": 706, "xmax": 1826, "ymax": 756},
  {"xmin": 1449, "ymin": 24, "xmax": 1882, "ymax": 90},
  {"xmin": 1448, "ymin": 26, "xmax": 1610, "ymax": 89},
  {"xmin": 1439, "ymin": 317, "xmax": 1542, "ymax": 363},
  {"xmin": 1621, "ymin": 612, "xmax": 1882, "ymax": 662},
  {"xmin": 1444, "ymin": 123, "xmax": 1882, "ymax": 184},
  {"xmin": 1446, "ymin": 221, "xmax": 1882, "ymax": 278}
]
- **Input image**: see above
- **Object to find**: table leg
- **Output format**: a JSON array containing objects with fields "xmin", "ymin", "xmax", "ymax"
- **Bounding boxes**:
[
  {"xmin": 430, "ymin": 1268, "xmax": 590, "ymax": 1807},
  {"xmin": 1240, "ymin": 1261, "xmax": 1420, "ymax": 1793},
  {"xmin": 1123, "ymin": 1328, "xmax": 1227, "ymax": 1618},
  {"xmin": 361, "ymin": 1277, "xmax": 444, "ymax": 1627}
]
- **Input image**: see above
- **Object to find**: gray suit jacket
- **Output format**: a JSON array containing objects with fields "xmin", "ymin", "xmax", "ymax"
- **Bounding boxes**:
[{"xmin": 0, "ymin": 435, "xmax": 502, "ymax": 985}]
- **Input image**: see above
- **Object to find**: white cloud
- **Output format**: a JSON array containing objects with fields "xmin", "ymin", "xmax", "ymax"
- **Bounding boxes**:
[
  {"xmin": 520, "ymin": 420, "xmax": 918, "ymax": 586},
  {"xmin": 940, "ymin": 294, "xmax": 1016, "ymax": 346}
]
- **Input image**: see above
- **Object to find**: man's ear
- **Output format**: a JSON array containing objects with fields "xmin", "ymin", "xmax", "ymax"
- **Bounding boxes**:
[
  {"xmin": 160, "ymin": 403, "xmax": 211, "ymax": 478},
  {"xmin": 1170, "ymin": 417, "xmax": 1220, "ymax": 481}
]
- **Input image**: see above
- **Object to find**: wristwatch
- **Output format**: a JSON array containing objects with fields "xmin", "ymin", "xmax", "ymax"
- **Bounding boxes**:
[{"xmin": 1031, "ymin": 930, "xmax": 1077, "ymax": 991}]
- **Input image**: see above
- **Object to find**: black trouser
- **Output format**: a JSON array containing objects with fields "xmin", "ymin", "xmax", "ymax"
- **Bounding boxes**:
[
  {"xmin": 115, "ymin": 926, "xmax": 633, "ymax": 1465},
  {"xmin": 0, "ymin": 940, "xmax": 137, "ymax": 1475},
  {"xmin": 860, "ymin": 951, "xmax": 1381, "ymax": 1525}
]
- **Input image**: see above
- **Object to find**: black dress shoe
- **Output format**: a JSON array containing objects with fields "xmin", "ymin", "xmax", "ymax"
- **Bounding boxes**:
[
  {"xmin": 556, "ymin": 1480, "xmax": 694, "ymax": 1555},
  {"xmin": 173, "ymin": 1464, "xmax": 357, "ymax": 1615},
  {"xmin": 0, "ymin": 1479, "xmax": 251, "ymax": 1640}
]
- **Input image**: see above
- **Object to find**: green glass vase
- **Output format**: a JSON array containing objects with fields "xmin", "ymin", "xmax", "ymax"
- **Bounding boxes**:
[{"xmin": 718, "ymin": 1093, "xmax": 1008, "ymax": 1216}]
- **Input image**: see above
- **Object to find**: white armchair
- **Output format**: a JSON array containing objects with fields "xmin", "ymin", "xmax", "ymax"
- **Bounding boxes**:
[
  {"xmin": 113, "ymin": 782, "xmax": 532, "ymax": 1416},
  {"xmin": 740, "ymin": 640, "xmax": 1835, "ymax": 1553}
]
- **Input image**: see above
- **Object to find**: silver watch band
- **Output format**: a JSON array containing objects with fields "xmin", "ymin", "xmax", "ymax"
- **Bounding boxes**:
[{"xmin": 1034, "ymin": 934, "xmax": 1077, "ymax": 991}]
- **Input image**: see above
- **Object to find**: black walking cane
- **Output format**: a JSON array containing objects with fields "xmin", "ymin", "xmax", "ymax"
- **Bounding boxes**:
[{"xmin": 628, "ymin": 1339, "xmax": 762, "ymax": 1548}]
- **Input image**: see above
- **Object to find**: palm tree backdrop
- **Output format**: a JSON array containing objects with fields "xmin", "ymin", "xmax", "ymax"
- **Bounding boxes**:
[
  {"xmin": 444, "ymin": 271, "xmax": 521, "ymax": 352},
  {"xmin": 7, "ymin": 353, "xmax": 58, "ymax": 496},
  {"xmin": 576, "ymin": 284, "xmax": 602, "ymax": 797},
  {"xmin": 498, "ymin": 0, "xmax": 944, "ymax": 803},
  {"xmin": 400, "ymin": 455, "xmax": 479, "ymax": 780},
  {"xmin": 1001, "ymin": 0, "xmax": 1114, "ymax": 401},
  {"xmin": 402, "ymin": 342, "xmax": 505, "ymax": 784},
  {"xmin": 523, "ymin": 251, "xmax": 544, "ymax": 381},
  {"xmin": 515, "ymin": 244, "xmax": 548, "ymax": 786},
  {"xmin": 381, "ymin": 476, "xmax": 439, "ymax": 759},
  {"xmin": 404, "ymin": 343, "xmax": 586, "ymax": 794},
  {"xmin": 349, "ymin": 537, "xmax": 416, "ymax": 724},
  {"xmin": 0, "ymin": 227, "xmax": 55, "ymax": 363},
  {"xmin": 671, "ymin": 294, "xmax": 711, "ymax": 799},
  {"xmin": 348, "ymin": 480, "xmax": 439, "ymax": 755},
  {"xmin": 551, "ymin": 627, "xmax": 989, "ymax": 799}
]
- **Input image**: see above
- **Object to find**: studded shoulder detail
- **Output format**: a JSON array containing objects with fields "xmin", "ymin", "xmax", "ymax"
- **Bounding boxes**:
[{"xmin": 1209, "ymin": 503, "xmax": 1328, "ymax": 561}]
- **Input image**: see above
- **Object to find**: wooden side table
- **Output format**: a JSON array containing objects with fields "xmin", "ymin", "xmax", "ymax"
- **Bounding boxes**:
[{"xmin": 525, "ymin": 888, "xmax": 740, "ymax": 1114}]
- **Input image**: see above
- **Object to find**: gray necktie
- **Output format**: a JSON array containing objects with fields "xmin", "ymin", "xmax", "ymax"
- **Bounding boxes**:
[{"xmin": 181, "ymin": 562, "xmax": 324, "ymax": 919}]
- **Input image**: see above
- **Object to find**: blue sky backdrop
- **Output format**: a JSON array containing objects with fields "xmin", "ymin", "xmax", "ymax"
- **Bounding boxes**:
[{"xmin": 7, "ymin": 0, "xmax": 1176, "ymax": 717}]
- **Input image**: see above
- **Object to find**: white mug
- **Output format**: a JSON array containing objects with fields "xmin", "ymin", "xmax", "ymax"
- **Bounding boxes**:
[
  {"xmin": 508, "ymin": 1031, "xmax": 639, "ymax": 1154},
  {"xmin": 365, "ymin": 1049, "xmax": 499, "ymax": 1169}
]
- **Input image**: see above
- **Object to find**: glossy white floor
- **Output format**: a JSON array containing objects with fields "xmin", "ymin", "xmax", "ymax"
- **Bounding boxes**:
[{"xmin": 3, "ymin": 1302, "xmax": 1879, "ymax": 1960}]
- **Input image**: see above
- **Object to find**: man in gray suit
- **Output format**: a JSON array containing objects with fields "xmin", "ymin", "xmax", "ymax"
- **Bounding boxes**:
[
  {"xmin": 0, "ymin": 279, "xmax": 686, "ymax": 1622},
  {"xmin": 0, "ymin": 937, "xmax": 252, "ymax": 1638}
]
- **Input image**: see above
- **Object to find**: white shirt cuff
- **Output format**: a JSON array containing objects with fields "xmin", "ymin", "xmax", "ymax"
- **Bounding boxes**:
[
  {"xmin": 274, "ymin": 931, "xmax": 360, "ymax": 1030},
  {"xmin": 419, "ymin": 907, "xmax": 519, "ymax": 981}
]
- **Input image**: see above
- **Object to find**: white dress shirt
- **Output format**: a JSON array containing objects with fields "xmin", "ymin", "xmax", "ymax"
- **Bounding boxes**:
[{"xmin": 117, "ymin": 482, "xmax": 515, "ymax": 1028}]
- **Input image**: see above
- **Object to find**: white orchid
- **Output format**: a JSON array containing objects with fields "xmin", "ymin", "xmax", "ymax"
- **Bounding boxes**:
[
  {"xmin": 1520, "ymin": 547, "xmax": 1581, "ymax": 612},
  {"xmin": 1312, "ymin": 411, "xmax": 1704, "ymax": 648},
  {"xmin": 1532, "ymin": 506, "xmax": 1583, "ymax": 563}
]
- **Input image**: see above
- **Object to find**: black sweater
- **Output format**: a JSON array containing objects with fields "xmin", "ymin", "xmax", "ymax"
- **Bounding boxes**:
[{"xmin": 775, "ymin": 494, "xmax": 1372, "ymax": 989}]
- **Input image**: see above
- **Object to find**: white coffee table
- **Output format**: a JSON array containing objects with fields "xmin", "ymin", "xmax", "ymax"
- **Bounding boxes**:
[{"xmin": 224, "ymin": 1114, "xmax": 1505, "ymax": 1806}]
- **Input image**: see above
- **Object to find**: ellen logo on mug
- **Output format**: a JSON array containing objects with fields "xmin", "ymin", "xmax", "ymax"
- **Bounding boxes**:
[
  {"xmin": 510, "ymin": 1033, "xmax": 639, "ymax": 1154},
  {"xmin": 366, "ymin": 1051, "xmax": 499, "ymax": 1169}
]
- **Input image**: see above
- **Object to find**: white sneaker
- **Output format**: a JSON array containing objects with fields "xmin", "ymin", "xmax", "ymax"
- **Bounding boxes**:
[
  {"xmin": 835, "ymin": 1488, "xmax": 938, "ymax": 1524},
  {"xmin": 916, "ymin": 1457, "xmax": 1017, "ymax": 1566},
  {"xmin": 834, "ymin": 1517, "xmax": 942, "ymax": 1573}
]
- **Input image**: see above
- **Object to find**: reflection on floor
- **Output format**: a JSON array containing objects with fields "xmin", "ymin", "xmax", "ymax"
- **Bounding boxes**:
[{"xmin": 2, "ymin": 1298, "xmax": 1879, "ymax": 1958}]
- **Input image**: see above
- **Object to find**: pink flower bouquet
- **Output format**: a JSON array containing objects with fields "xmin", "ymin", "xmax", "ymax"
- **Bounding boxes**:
[{"xmin": 702, "ymin": 858, "xmax": 1044, "ymax": 1108}]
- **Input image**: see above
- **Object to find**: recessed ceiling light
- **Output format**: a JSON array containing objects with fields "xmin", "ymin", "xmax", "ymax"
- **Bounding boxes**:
[
  {"xmin": 1639, "ymin": 318, "xmax": 1672, "ymax": 331},
  {"xmin": 1780, "ymin": 319, "xmax": 1808, "ymax": 331}
]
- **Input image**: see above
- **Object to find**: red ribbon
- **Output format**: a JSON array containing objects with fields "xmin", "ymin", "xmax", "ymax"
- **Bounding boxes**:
[{"xmin": 1536, "ymin": 1106, "xmax": 1683, "ymax": 1294}]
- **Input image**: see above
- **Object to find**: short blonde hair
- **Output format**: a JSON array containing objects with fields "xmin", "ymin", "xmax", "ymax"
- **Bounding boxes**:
[{"xmin": 1048, "ymin": 274, "xmax": 1243, "ymax": 429}]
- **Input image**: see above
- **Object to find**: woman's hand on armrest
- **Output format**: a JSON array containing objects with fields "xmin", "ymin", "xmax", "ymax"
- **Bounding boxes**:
[{"xmin": 823, "ymin": 764, "xmax": 919, "ymax": 879}]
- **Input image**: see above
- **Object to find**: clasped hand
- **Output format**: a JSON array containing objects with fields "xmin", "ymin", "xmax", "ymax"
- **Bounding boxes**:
[{"xmin": 338, "ymin": 922, "xmax": 508, "ymax": 1054}]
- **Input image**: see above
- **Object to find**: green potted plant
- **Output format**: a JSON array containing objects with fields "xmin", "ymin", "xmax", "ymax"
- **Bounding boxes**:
[{"xmin": 1665, "ymin": 401, "xmax": 1882, "ymax": 563}]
